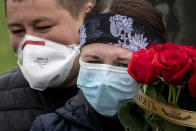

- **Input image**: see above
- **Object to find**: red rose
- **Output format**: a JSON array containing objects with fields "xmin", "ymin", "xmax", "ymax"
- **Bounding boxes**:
[
  {"xmin": 152, "ymin": 47, "xmax": 192, "ymax": 85},
  {"xmin": 187, "ymin": 48, "xmax": 196, "ymax": 97},
  {"xmin": 185, "ymin": 47, "xmax": 196, "ymax": 63},
  {"xmin": 188, "ymin": 62, "xmax": 196, "ymax": 97},
  {"xmin": 148, "ymin": 42, "xmax": 184, "ymax": 52},
  {"xmin": 128, "ymin": 48, "xmax": 160, "ymax": 84}
]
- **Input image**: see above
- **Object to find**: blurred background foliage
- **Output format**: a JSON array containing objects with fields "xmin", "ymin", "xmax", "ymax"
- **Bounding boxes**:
[
  {"xmin": 0, "ymin": 0, "xmax": 196, "ymax": 73},
  {"xmin": 148, "ymin": 0, "xmax": 196, "ymax": 46},
  {"xmin": 0, "ymin": 0, "xmax": 17, "ymax": 73}
]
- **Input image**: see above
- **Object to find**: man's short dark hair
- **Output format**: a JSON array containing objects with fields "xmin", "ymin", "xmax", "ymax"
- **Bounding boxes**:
[
  {"xmin": 57, "ymin": 0, "xmax": 96, "ymax": 19},
  {"xmin": 5, "ymin": 0, "xmax": 96, "ymax": 19}
]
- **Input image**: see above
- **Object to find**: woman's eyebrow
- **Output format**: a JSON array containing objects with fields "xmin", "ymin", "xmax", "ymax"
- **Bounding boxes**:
[{"xmin": 84, "ymin": 54, "xmax": 100, "ymax": 59}]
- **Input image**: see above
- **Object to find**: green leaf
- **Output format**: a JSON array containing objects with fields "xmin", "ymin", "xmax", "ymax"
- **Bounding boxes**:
[
  {"xmin": 157, "ymin": 95, "xmax": 167, "ymax": 104},
  {"xmin": 167, "ymin": 102, "xmax": 179, "ymax": 108},
  {"xmin": 118, "ymin": 102, "xmax": 147, "ymax": 131},
  {"xmin": 158, "ymin": 120, "xmax": 186, "ymax": 131},
  {"xmin": 146, "ymin": 85, "xmax": 157, "ymax": 100}
]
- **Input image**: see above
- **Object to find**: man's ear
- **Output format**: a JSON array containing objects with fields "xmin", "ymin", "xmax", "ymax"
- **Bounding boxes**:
[{"xmin": 80, "ymin": 2, "xmax": 93, "ymax": 20}]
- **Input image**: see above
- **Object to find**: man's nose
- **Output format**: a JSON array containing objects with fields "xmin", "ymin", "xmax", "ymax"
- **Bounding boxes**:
[{"xmin": 25, "ymin": 30, "xmax": 43, "ymax": 38}]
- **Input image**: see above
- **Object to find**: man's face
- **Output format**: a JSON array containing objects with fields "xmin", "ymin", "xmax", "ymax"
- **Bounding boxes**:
[
  {"xmin": 6, "ymin": 0, "xmax": 88, "ymax": 88},
  {"xmin": 6, "ymin": 0, "xmax": 83, "ymax": 52}
]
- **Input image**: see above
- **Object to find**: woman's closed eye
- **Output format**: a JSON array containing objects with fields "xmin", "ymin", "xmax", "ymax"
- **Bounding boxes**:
[
  {"xmin": 83, "ymin": 54, "xmax": 103, "ymax": 64},
  {"xmin": 86, "ymin": 59, "xmax": 102, "ymax": 64},
  {"xmin": 115, "ymin": 57, "xmax": 130, "ymax": 67},
  {"xmin": 117, "ymin": 63, "xmax": 128, "ymax": 67}
]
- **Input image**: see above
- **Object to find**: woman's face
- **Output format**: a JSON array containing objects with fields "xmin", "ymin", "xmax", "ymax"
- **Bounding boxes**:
[{"xmin": 80, "ymin": 43, "xmax": 133, "ymax": 67}]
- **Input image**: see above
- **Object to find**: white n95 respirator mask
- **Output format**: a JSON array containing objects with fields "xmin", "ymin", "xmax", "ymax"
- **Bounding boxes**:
[{"xmin": 17, "ymin": 35, "xmax": 80, "ymax": 91}]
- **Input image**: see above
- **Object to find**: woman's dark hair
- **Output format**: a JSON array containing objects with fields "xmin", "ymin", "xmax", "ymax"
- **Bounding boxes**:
[{"xmin": 91, "ymin": 0, "xmax": 166, "ymax": 38}]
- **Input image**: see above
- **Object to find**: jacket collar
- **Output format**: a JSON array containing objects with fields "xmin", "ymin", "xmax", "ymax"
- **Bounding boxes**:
[{"xmin": 72, "ymin": 91, "xmax": 125, "ymax": 131}]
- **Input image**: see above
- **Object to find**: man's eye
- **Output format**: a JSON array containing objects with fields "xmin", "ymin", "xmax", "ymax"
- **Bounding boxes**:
[
  {"xmin": 11, "ymin": 30, "xmax": 25, "ymax": 36},
  {"xmin": 36, "ymin": 26, "xmax": 52, "ymax": 32}
]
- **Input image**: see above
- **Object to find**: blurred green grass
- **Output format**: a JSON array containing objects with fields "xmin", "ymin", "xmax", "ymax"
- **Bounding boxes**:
[{"xmin": 0, "ymin": 0, "xmax": 17, "ymax": 73}]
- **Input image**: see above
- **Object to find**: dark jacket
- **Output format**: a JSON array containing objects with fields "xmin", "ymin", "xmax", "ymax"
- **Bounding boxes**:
[
  {"xmin": 30, "ymin": 91, "xmax": 125, "ymax": 131},
  {"xmin": 0, "ymin": 67, "xmax": 79, "ymax": 131}
]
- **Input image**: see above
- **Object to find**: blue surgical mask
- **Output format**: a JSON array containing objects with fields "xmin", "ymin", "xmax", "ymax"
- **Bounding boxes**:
[{"xmin": 77, "ymin": 60, "xmax": 141, "ymax": 118}]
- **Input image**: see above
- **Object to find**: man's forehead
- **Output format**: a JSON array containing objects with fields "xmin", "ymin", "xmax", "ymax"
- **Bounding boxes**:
[
  {"xmin": 6, "ymin": 0, "xmax": 59, "ymax": 6},
  {"xmin": 6, "ymin": 0, "xmax": 24, "ymax": 3},
  {"xmin": 6, "ymin": 0, "xmax": 22, "ymax": 1},
  {"xmin": 6, "ymin": 0, "xmax": 60, "ymax": 11},
  {"xmin": 6, "ymin": 0, "xmax": 63, "ymax": 24}
]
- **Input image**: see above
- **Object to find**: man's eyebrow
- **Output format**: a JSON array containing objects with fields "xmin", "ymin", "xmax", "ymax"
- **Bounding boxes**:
[
  {"xmin": 8, "ymin": 23, "xmax": 22, "ymax": 27},
  {"xmin": 32, "ymin": 17, "xmax": 53, "ymax": 25},
  {"xmin": 8, "ymin": 17, "xmax": 52, "ymax": 27}
]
